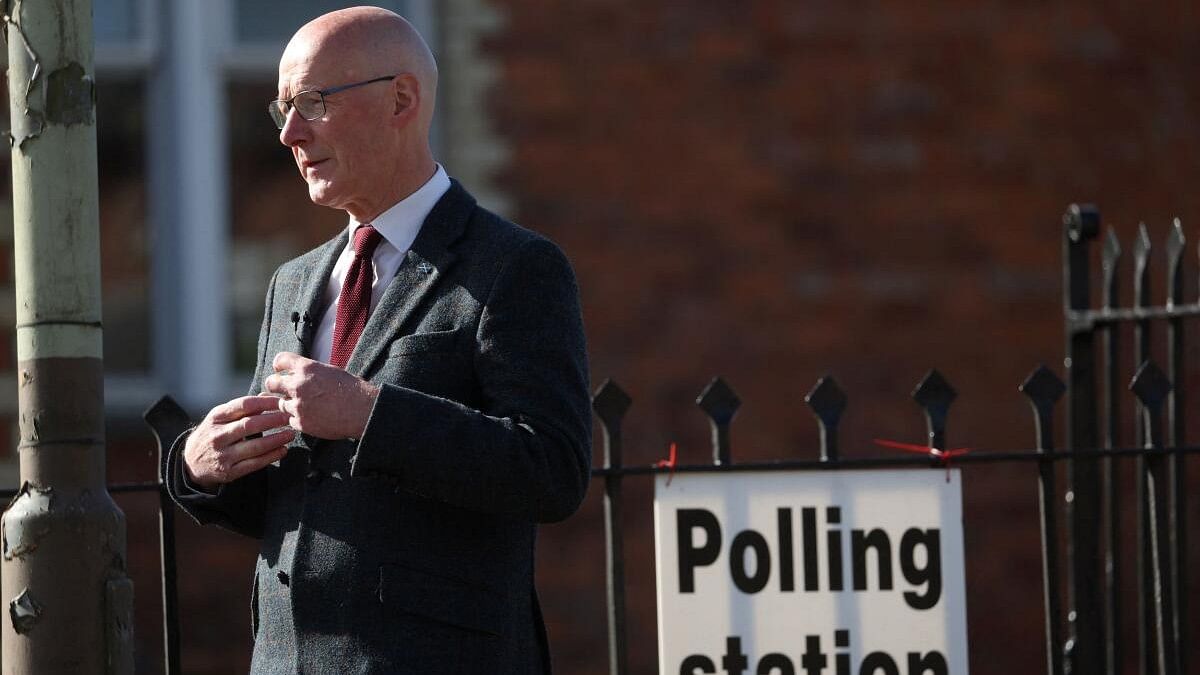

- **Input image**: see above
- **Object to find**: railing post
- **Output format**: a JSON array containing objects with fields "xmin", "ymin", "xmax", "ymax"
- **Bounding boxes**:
[
  {"xmin": 1133, "ymin": 223, "xmax": 1154, "ymax": 675},
  {"xmin": 1062, "ymin": 203, "xmax": 1103, "ymax": 675},
  {"xmin": 592, "ymin": 380, "xmax": 632, "ymax": 675},
  {"xmin": 143, "ymin": 397, "xmax": 192, "ymax": 675},
  {"xmin": 1100, "ymin": 227, "xmax": 1122, "ymax": 675},
  {"xmin": 805, "ymin": 376, "xmax": 846, "ymax": 462},
  {"xmin": 1164, "ymin": 220, "xmax": 1187, "ymax": 675},
  {"xmin": 1129, "ymin": 362, "xmax": 1178, "ymax": 675},
  {"xmin": 912, "ymin": 369, "xmax": 956, "ymax": 455},
  {"xmin": 1021, "ymin": 365, "xmax": 1067, "ymax": 675},
  {"xmin": 697, "ymin": 378, "xmax": 740, "ymax": 465}
]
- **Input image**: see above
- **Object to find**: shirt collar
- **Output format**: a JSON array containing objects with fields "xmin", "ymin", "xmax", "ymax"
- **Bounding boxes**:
[{"xmin": 347, "ymin": 164, "xmax": 451, "ymax": 253}]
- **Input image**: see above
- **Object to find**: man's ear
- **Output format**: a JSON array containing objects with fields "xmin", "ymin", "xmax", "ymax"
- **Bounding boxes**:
[{"xmin": 391, "ymin": 74, "xmax": 420, "ymax": 120}]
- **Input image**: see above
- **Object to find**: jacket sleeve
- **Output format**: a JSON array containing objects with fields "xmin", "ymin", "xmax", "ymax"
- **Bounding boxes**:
[
  {"xmin": 350, "ymin": 238, "xmax": 592, "ymax": 523},
  {"xmin": 162, "ymin": 270, "xmax": 280, "ymax": 539}
]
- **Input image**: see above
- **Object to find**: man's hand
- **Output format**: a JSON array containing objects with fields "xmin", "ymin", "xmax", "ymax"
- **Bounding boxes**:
[
  {"xmin": 183, "ymin": 396, "xmax": 293, "ymax": 490},
  {"xmin": 264, "ymin": 351, "xmax": 381, "ymax": 440}
]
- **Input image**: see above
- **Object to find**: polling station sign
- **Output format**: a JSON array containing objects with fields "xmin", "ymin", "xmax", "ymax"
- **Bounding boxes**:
[{"xmin": 655, "ymin": 469, "xmax": 968, "ymax": 674}]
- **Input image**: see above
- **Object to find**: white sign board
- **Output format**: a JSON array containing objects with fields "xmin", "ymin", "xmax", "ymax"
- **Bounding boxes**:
[{"xmin": 655, "ymin": 469, "xmax": 968, "ymax": 675}]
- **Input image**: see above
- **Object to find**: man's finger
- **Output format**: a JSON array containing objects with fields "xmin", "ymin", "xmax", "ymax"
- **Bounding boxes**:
[
  {"xmin": 211, "ymin": 395, "xmax": 287, "ymax": 424},
  {"xmin": 225, "ymin": 443, "xmax": 290, "ymax": 482},
  {"xmin": 214, "ymin": 410, "xmax": 290, "ymax": 446},
  {"xmin": 277, "ymin": 397, "xmax": 301, "ymax": 429},
  {"xmin": 222, "ymin": 427, "xmax": 293, "ymax": 464},
  {"xmin": 273, "ymin": 351, "xmax": 306, "ymax": 373},
  {"xmin": 262, "ymin": 373, "xmax": 294, "ymax": 399}
]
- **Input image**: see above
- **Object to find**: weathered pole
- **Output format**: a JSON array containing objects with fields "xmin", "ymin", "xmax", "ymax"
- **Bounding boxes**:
[{"xmin": 1, "ymin": 0, "xmax": 132, "ymax": 673}]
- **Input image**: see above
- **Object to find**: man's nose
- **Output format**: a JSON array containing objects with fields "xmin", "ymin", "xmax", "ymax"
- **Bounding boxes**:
[{"xmin": 279, "ymin": 108, "xmax": 309, "ymax": 146}]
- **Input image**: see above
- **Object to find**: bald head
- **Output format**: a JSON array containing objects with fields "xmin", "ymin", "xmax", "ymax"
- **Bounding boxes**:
[
  {"xmin": 276, "ymin": 7, "xmax": 441, "ymax": 221},
  {"xmin": 283, "ymin": 7, "xmax": 438, "ymax": 128}
]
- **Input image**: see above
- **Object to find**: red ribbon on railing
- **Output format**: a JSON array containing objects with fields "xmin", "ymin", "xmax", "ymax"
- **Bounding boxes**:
[
  {"xmin": 873, "ymin": 438, "xmax": 971, "ymax": 482},
  {"xmin": 655, "ymin": 442, "xmax": 678, "ymax": 486}
]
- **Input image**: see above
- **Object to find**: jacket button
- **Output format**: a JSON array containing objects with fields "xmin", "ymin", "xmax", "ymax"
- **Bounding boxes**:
[
  {"xmin": 306, "ymin": 468, "xmax": 323, "ymax": 486},
  {"xmin": 277, "ymin": 571, "xmax": 289, "ymax": 586}
]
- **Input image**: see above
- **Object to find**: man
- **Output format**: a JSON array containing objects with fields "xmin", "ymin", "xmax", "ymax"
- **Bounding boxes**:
[{"xmin": 164, "ymin": 7, "xmax": 591, "ymax": 674}]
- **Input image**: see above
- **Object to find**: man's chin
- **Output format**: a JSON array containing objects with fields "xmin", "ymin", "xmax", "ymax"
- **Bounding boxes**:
[{"xmin": 306, "ymin": 183, "xmax": 340, "ymax": 208}]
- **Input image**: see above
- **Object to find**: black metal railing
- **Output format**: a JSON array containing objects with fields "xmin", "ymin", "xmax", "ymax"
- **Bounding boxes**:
[
  {"xmin": 0, "ymin": 203, "xmax": 1187, "ymax": 674},
  {"xmin": 592, "ymin": 205, "xmax": 1195, "ymax": 675},
  {"xmin": 1062, "ymin": 205, "xmax": 1191, "ymax": 675},
  {"xmin": 591, "ymin": 377, "xmax": 1197, "ymax": 675}
]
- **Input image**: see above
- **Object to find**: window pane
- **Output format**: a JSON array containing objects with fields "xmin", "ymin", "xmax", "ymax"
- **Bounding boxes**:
[
  {"xmin": 94, "ymin": 0, "xmax": 140, "ymax": 43},
  {"xmin": 226, "ymin": 82, "xmax": 345, "ymax": 373},
  {"xmin": 235, "ymin": 0, "xmax": 407, "ymax": 43},
  {"xmin": 97, "ymin": 80, "xmax": 150, "ymax": 372}
]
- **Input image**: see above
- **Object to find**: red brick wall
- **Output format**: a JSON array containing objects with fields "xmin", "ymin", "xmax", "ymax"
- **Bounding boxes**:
[
  {"xmin": 23, "ymin": 3, "xmax": 1198, "ymax": 673},
  {"xmin": 485, "ymin": 2, "xmax": 1200, "ymax": 673}
]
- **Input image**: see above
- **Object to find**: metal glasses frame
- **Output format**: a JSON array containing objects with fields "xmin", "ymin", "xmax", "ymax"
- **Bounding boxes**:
[{"xmin": 267, "ymin": 74, "xmax": 398, "ymax": 129}]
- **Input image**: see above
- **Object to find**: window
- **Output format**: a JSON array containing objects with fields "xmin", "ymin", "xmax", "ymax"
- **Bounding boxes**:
[
  {"xmin": 97, "ymin": 79, "xmax": 150, "ymax": 372},
  {"xmin": 235, "ymin": 0, "xmax": 409, "ymax": 43}
]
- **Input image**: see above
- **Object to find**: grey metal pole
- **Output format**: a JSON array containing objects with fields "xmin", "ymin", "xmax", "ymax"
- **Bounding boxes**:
[{"xmin": 1, "ymin": 0, "xmax": 132, "ymax": 673}]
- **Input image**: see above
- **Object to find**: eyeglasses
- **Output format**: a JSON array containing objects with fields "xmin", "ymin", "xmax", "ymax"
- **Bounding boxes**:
[{"xmin": 268, "ymin": 75, "xmax": 398, "ymax": 129}]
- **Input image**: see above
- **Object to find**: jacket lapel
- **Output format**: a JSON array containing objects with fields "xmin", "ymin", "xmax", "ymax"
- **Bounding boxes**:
[
  {"xmin": 344, "ymin": 180, "xmax": 475, "ymax": 377},
  {"xmin": 291, "ymin": 232, "xmax": 347, "ymax": 358}
]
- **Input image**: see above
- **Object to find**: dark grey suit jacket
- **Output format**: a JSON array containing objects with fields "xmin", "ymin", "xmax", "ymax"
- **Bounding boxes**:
[{"xmin": 165, "ymin": 181, "xmax": 592, "ymax": 674}]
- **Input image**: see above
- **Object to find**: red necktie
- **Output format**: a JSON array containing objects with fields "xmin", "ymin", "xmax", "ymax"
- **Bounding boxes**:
[{"xmin": 329, "ymin": 225, "xmax": 384, "ymax": 368}]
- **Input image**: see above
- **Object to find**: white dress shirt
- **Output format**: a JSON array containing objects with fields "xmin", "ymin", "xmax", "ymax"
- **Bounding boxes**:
[{"xmin": 311, "ymin": 164, "xmax": 452, "ymax": 364}]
